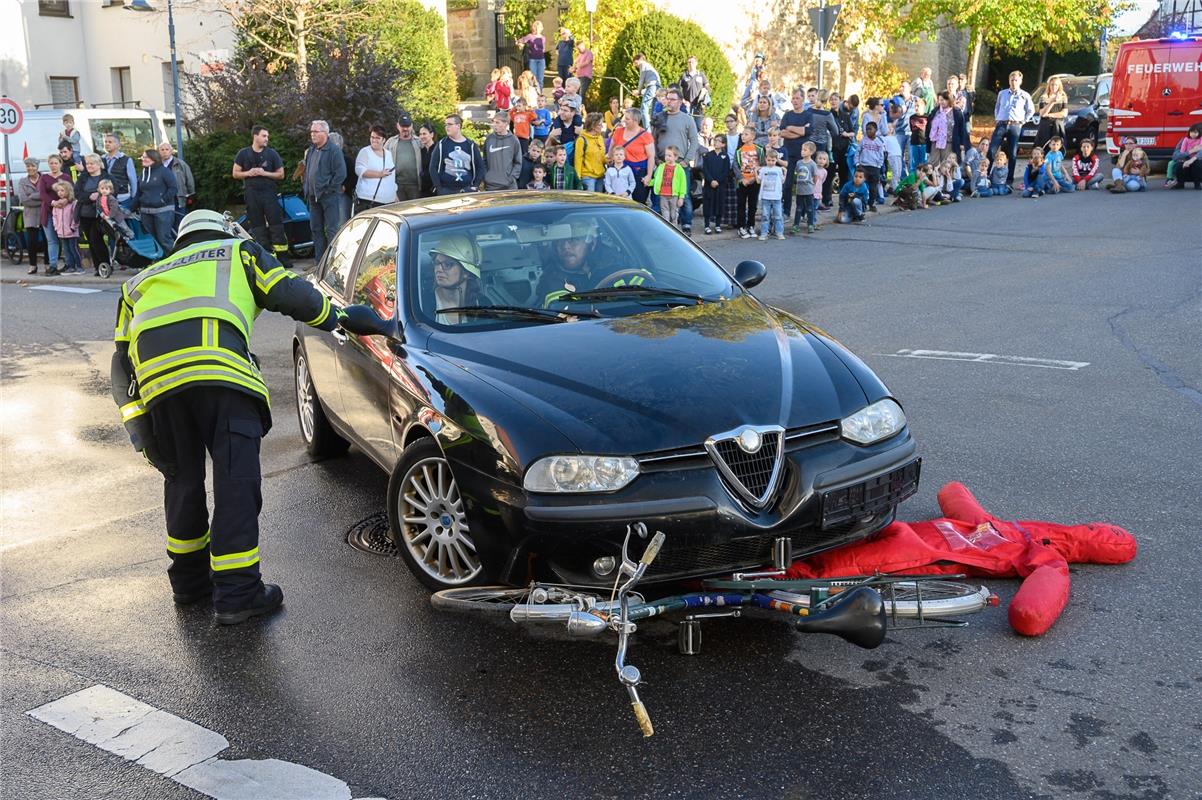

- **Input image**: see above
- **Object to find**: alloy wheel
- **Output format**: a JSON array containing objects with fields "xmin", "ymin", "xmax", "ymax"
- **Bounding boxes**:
[
  {"xmin": 397, "ymin": 457, "xmax": 481, "ymax": 585},
  {"xmin": 295, "ymin": 353, "xmax": 315, "ymax": 442}
]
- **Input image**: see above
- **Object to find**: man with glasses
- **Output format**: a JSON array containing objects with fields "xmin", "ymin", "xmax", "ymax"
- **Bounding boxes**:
[
  {"xmin": 302, "ymin": 119, "xmax": 347, "ymax": 261},
  {"xmin": 430, "ymin": 114, "xmax": 485, "ymax": 195}
]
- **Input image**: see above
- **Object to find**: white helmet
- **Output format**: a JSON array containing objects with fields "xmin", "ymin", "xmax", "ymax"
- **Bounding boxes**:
[{"xmin": 175, "ymin": 209, "xmax": 253, "ymax": 245}]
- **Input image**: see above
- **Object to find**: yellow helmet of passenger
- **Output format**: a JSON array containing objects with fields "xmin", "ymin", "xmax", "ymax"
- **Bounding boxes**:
[{"xmin": 428, "ymin": 233, "xmax": 480, "ymax": 278}]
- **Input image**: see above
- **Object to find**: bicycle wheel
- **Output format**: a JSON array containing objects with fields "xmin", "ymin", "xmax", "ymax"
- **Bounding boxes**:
[
  {"xmin": 769, "ymin": 580, "xmax": 991, "ymax": 618},
  {"xmin": 430, "ymin": 585, "xmax": 531, "ymax": 616}
]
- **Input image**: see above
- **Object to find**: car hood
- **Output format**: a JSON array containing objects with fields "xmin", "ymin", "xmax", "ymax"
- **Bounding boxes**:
[{"xmin": 426, "ymin": 295, "xmax": 869, "ymax": 454}]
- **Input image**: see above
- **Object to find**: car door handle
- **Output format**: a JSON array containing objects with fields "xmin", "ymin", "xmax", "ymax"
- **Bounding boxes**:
[{"xmin": 332, "ymin": 329, "xmax": 348, "ymax": 345}]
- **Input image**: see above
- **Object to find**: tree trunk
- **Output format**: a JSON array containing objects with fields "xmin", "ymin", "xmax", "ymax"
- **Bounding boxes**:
[
  {"xmin": 967, "ymin": 29, "xmax": 984, "ymax": 93},
  {"xmin": 296, "ymin": 1, "xmax": 309, "ymax": 92},
  {"xmin": 1036, "ymin": 46, "xmax": 1047, "ymax": 85}
]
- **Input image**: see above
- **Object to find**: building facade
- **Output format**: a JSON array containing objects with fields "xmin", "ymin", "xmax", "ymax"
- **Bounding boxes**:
[{"xmin": 1, "ymin": 0, "xmax": 236, "ymax": 112}]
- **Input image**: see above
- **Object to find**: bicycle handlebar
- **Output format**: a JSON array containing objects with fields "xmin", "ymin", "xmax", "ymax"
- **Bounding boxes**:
[{"xmin": 640, "ymin": 531, "xmax": 666, "ymax": 566}]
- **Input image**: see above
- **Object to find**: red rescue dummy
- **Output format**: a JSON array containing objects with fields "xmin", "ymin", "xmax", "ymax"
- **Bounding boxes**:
[{"xmin": 785, "ymin": 482, "xmax": 1136, "ymax": 636}]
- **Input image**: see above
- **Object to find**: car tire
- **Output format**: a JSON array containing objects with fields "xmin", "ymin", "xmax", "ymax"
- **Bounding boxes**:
[
  {"xmin": 388, "ymin": 438, "xmax": 485, "ymax": 591},
  {"xmin": 294, "ymin": 346, "xmax": 349, "ymax": 459}
]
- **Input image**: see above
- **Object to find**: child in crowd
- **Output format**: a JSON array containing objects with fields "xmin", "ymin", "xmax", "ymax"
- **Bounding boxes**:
[
  {"xmin": 1072, "ymin": 140, "xmax": 1103, "ymax": 190},
  {"xmin": 990, "ymin": 152, "xmax": 1012, "ymax": 194},
  {"xmin": 939, "ymin": 156, "xmax": 963, "ymax": 202},
  {"xmin": 1043, "ymin": 137, "xmax": 1074, "ymax": 193},
  {"xmin": 891, "ymin": 164, "xmax": 922, "ymax": 209},
  {"xmin": 533, "ymin": 95, "xmax": 553, "ymax": 143},
  {"xmin": 605, "ymin": 146, "xmax": 637, "ymax": 198},
  {"xmin": 51, "ymin": 181, "xmax": 82, "ymax": 275},
  {"xmin": 813, "ymin": 150, "xmax": 830, "ymax": 220},
  {"xmin": 883, "ymin": 123, "xmax": 903, "ymax": 196},
  {"xmin": 485, "ymin": 68, "xmax": 501, "ymax": 109},
  {"xmin": 908, "ymin": 99, "xmax": 928, "ymax": 175},
  {"xmin": 855, "ymin": 121, "xmax": 884, "ymax": 210},
  {"xmin": 919, "ymin": 164, "xmax": 944, "ymax": 206},
  {"xmin": 1113, "ymin": 147, "xmax": 1149, "ymax": 193},
  {"xmin": 756, "ymin": 149, "xmax": 786, "ymax": 240},
  {"xmin": 838, "ymin": 168, "xmax": 870, "ymax": 222},
  {"xmin": 1166, "ymin": 123, "xmax": 1202, "ymax": 189},
  {"xmin": 652, "ymin": 145, "xmax": 688, "ymax": 228},
  {"xmin": 561, "ymin": 77, "xmax": 583, "ymax": 113},
  {"xmin": 573, "ymin": 112, "xmax": 607, "ymax": 191},
  {"xmin": 1108, "ymin": 136, "xmax": 1136, "ymax": 187},
  {"xmin": 791, "ymin": 141, "xmax": 819, "ymax": 234},
  {"xmin": 519, "ymin": 138, "xmax": 545, "ymax": 187},
  {"xmin": 963, "ymin": 137, "xmax": 988, "ymax": 188},
  {"xmin": 496, "ymin": 67, "xmax": 513, "ymax": 113},
  {"xmin": 735, "ymin": 126, "xmax": 763, "ymax": 238},
  {"xmin": 547, "ymin": 146, "xmax": 580, "ymax": 189},
  {"xmin": 765, "ymin": 128, "xmax": 787, "ymax": 165},
  {"xmin": 973, "ymin": 158, "xmax": 993, "ymax": 197},
  {"xmin": 701, "ymin": 135, "xmax": 732, "ymax": 233},
  {"xmin": 551, "ymin": 76, "xmax": 565, "ymax": 105},
  {"xmin": 1023, "ymin": 147, "xmax": 1050, "ymax": 198},
  {"xmin": 511, "ymin": 98, "xmax": 537, "ymax": 154},
  {"xmin": 59, "ymin": 113, "xmax": 82, "ymax": 153},
  {"xmin": 527, "ymin": 164, "xmax": 549, "ymax": 190},
  {"xmin": 98, "ymin": 179, "xmax": 135, "ymax": 239}
]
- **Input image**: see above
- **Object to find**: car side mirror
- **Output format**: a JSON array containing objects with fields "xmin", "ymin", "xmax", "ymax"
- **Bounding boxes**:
[
  {"xmin": 340, "ymin": 303, "xmax": 399, "ymax": 339},
  {"xmin": 734, "ymin": 260, "xmax": 767, "ymax": 289}
]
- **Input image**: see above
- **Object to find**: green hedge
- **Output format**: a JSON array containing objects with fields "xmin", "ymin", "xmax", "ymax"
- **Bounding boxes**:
[{"xmin": 601, "ymin": 11, "xmax": 736, "ymax": 121}]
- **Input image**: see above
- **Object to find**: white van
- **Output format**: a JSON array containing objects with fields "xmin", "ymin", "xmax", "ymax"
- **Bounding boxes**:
[{"xmin": 3, "ymin": 107, "xmax": 186, "ymax": 173}]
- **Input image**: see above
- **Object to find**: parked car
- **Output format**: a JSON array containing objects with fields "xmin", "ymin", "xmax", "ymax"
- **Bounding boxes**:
[
  {"xmin": 295, "ymin": 192, "xmax": 920, "ymax": 591},
  {"xmin": 1108, "ymin": 35, "xmax": 1202, "ymax": 159},
  {"xmin": 1019, "ymin": 73, "xmax": 1112, "ymax": 151}
]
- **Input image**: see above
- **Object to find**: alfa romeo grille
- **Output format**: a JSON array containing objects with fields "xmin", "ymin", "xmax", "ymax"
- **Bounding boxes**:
[{"xmin": 705, "ymin": 425, "xmax": 785, "ymax": 508}]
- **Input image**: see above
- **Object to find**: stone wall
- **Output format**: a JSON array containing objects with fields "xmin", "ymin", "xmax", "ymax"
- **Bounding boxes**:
[{"xmin": 447, "ymin": 4, "xmax": 497, "ymax": 97}]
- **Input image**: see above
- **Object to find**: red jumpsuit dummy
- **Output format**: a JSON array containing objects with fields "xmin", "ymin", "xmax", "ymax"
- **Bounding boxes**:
[{"xmin": 785, "ymin": 482, "xmax": 1137, "ymax": 636}]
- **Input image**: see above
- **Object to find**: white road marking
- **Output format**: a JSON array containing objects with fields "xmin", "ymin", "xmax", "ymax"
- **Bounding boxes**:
[
  {"xmin": 30, "ymin": 285, "xmax": 103, "ymax": 294},
  {"xmin": 28, "ymin": 684, "xmax": 384, "ymax": 800},
  {"xmin": 878, "ymin": 349, "xmax": 1090, "ymax": 370}
]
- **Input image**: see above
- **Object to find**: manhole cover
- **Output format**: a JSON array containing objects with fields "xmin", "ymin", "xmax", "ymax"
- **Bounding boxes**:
[{"xmin": 346, "ymin": 512, "xmax": 397, "ymax": 557}]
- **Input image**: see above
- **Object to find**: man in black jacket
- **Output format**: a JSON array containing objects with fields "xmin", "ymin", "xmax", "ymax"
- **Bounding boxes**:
[{"xmin": 679, "ymin": 56, "xmax": 710, "ymax": 131}]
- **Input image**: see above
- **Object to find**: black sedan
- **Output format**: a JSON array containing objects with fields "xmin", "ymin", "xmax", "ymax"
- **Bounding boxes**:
[
  {"xmin": 296, "ymin": 192, "xmax": 920, "ymax": 591},
  {"xmin": 1019, "ymin": 73, "xmax": 1112, "ymax": 151}
]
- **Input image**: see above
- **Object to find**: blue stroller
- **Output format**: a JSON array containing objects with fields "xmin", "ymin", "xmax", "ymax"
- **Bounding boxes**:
[{"xmin": 98, "ymin": 213, "xmax": 164, "ymax": 278}]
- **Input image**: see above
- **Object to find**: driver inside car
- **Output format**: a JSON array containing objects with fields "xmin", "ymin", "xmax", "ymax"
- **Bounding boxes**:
[
  {"xmin": 430, "ymin": 233, "xmax": 483, "ymax": 325},
  {"xmin": 538, "ymin": 219, "xmax": 632, "ymax": 306}
]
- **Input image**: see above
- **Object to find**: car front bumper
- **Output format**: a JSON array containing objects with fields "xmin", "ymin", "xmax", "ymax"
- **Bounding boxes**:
[{"xmin": 452, "ymin": 431, "xmax": 920, "ymax": 587}]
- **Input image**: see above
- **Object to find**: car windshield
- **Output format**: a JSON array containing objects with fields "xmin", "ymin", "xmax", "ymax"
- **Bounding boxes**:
[{"xmin": 410, "ymin": 207, "xmax": 739, "ymax": 330}]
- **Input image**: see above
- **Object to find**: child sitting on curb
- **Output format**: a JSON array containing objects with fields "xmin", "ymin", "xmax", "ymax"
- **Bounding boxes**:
[
  {"xmin": 990, "ymin": 152, "xmax": 1012, "ymax": 195},
  {"xmin": 837, "ymin": 168, "xmax": 870, "ymax": 223},
  {"xmin": 1071, "ymin": 140, "xmax": 1103, "ymax": 190},
  {"xmin": 1043, "ymin": 137, "xmax": 1075, "ymax": 193},
  {"xmin": 1023, "ymin": 147, "xmax": 1050, "ymax": 198}
]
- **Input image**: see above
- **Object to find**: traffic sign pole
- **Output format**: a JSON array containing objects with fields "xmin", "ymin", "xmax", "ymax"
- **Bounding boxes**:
[{"xmin": 0, "ymin": 96, "xmax": 24, "ymax": 213}]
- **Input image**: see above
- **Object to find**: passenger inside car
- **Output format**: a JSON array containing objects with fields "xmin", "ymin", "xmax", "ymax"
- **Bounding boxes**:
[
  {"xmin": 429, "ymin": 233, "xmax": 483, "ymax": 325},
  {"xmin": 536, "ymin": 219, "xmax": 624, "ymax": 305}
]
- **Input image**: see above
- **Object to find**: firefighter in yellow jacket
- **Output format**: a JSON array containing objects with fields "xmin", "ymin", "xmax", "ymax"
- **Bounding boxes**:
[{"xmin": 112, "ymin": 209, "xmax": 347, "ymax": 624}]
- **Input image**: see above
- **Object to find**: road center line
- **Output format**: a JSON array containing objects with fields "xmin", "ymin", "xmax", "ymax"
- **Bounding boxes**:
[
  {"xmin": 877, "ymin": 349, "xmax": 1090, "ymax": 370},
  {"xmin": 29, "ymin": 285, "xmax": 103, "ymax": 294},
  {"xmin": 28, "ymin": 684, "xmax": 386, "ymax": 800}
]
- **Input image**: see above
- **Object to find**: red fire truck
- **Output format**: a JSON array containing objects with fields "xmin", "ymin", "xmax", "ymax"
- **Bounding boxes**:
[{"xmin": 1108, "ymin": 34, "xmax": 1202, "ymax": 158}]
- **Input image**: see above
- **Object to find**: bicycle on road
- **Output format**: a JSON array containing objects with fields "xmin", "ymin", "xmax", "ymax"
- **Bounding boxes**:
[{"xmin": 432, "ymin": 523, "xmax": 997, "ymax": 737}]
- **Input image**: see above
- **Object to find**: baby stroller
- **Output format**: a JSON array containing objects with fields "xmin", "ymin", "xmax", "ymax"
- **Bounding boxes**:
[{"xmin": 98, "ymin": 213, "xmax": 164, "ymax": 278}]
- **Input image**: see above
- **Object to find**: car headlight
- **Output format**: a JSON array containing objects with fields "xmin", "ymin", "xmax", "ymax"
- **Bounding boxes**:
[
  {"xmin": 841, "ymin": 399, "xmax": 906, "ymax": 445},
  {"xmin": 524, "ymin": 455, "xmax": 640, "ymax": 493}
]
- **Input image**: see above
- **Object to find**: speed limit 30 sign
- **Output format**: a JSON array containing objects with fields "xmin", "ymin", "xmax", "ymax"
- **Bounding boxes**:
[{"xmin": 0, "ymin": 98, "xmax": 24, "ymax": 135}]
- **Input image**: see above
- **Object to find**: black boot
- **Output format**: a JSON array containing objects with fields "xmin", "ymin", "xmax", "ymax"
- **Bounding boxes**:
[{"xmin": 214, "ymin": 583, "xmax": 283, "ymax": 625}]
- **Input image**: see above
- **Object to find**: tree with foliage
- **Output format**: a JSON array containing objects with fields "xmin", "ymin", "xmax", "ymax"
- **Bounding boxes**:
[
  {"xmin": 602, "ymin": 11, "xmax": 737, "ymax": 119},
  {"xmin": 500, "ymin": 0, "xmax": 552, "ymax": 43},
  {"xmin": 559, "ymin": 0, "xmax": 651, "ymax": 108},
  {"xmin": 858, "ymin": 0, "xmax": 1123, "ymax": 87}
]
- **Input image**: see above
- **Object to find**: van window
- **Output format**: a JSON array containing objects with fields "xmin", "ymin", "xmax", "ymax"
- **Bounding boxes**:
[{"xmin": 90, "ymin": 117, "xmax": 156, "ymax": 155}]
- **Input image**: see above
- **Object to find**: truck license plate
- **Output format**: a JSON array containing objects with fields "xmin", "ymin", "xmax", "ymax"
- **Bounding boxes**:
[{"xmin": 1136, "ymin": 137, "xmax": 1155, "ymax": 145}]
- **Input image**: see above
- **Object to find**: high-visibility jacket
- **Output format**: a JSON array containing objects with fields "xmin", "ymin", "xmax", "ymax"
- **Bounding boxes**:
[{"xmin": 111, "ymin": 237, "xmax": 337, "ymax": 450}]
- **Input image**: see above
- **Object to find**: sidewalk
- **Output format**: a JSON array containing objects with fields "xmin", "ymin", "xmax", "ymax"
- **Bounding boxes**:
[{"xmin": 1, "ymin": 254, "xmax": 318, "ymax": 288}]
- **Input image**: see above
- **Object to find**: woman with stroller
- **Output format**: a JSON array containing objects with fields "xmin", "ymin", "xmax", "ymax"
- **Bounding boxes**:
[
  {"xmin": 75, "ymin": 155, "xmax": 113, "ymax": 276},
  {"xmin": 135, "ymin": 148, "xmax": 178, "ymax": 254}
]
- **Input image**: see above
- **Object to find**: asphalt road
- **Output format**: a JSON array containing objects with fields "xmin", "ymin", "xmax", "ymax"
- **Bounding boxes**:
[{"xmin": 2, "ymin": 188, "xmax": 1200, "ymax": 800}]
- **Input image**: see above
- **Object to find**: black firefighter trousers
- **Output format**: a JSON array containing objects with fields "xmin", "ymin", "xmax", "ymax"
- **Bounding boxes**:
[
  {"xmin": 244, "ymin": 187, "xmax": 288, "ymax": 259},
  {"xmin": 151, "ymin": 385, "xmax": 267, "ymax": 612}
]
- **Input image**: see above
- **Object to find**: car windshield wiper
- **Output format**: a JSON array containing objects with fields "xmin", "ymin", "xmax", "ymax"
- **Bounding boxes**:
[
  {"xmin": 437, "ymin": 305, "xmax": 599, "ymax": 323},
  {"xmin": 554, "ymin": 285, "xmax": 708, "ymax": 305}
]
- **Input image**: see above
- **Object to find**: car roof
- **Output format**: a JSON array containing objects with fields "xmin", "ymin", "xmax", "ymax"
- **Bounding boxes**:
[{"xmin": 359, "ymin": 190, "xmax": 642, "ymax": 229}]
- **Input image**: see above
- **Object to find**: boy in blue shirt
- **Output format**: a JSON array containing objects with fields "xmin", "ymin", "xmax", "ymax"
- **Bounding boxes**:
[
  {"xmin": 838, "ymin": 168, "xmax": 871, "ymax": 223},
  {"xmin": 533, "ymin": 95, "xmax": 553, "ymax": 143}
]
